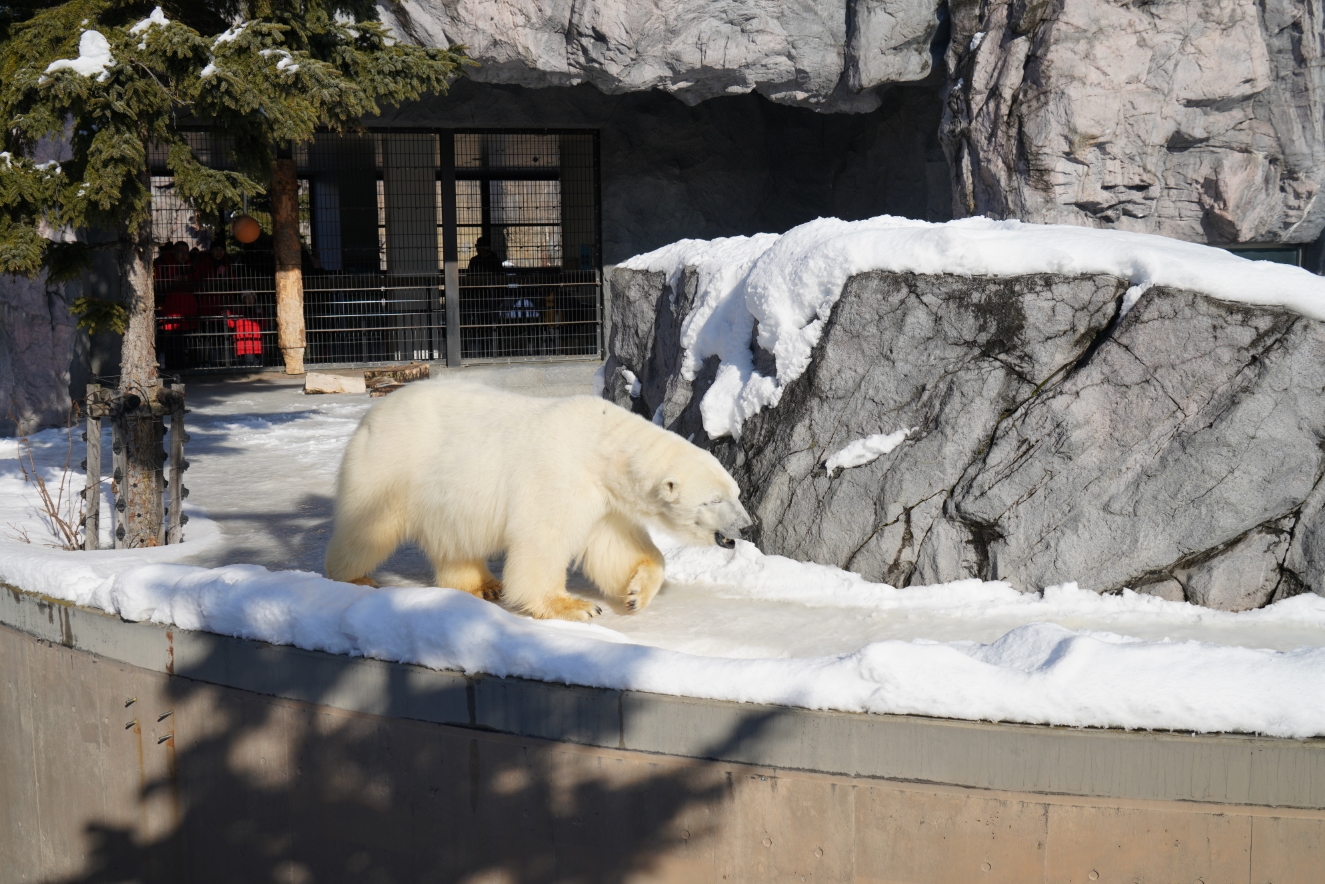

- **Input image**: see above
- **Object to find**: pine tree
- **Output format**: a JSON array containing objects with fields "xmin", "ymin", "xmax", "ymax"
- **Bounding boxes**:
[{"xmin": 0, "ymin": 0, "xmax": 470, "ymax": 547}]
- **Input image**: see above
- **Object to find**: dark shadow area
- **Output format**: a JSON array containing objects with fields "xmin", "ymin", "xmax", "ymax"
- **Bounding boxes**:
[{"xmin": 39, "ymin": 626, "xmax": 792, "ymax": 884}]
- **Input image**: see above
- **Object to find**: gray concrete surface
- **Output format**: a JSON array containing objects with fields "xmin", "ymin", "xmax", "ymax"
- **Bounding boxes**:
[{"xmin": 3, "ymin": 585, "xmax": 1324, "ymax": 884}]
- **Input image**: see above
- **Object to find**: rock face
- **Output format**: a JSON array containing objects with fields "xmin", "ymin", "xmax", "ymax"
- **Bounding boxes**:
[
  {"xmin": 377, "ymin": 0, "xmax": 944, "ymax": 112},
  {"xmin": 941, "ymin": 0, "xmax": 1325, "ymax": 245},
  {"xmin": 606, "ymin": 267, "xmax": 1325, "ymax": 610},
  {"xmin": 0, "ymin": 272, "xmax": 78, "ymax": 436}
]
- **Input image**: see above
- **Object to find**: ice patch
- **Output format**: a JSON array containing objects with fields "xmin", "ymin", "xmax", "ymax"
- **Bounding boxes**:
[{"xmin": 824, "ymin": 428, "xmax": 913, "ymax": 476}]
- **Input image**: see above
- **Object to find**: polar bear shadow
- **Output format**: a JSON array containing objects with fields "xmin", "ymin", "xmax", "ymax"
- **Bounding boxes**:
[{"xmin": 372, "ymin": 547, "xmax": 647, "ymax": 616}]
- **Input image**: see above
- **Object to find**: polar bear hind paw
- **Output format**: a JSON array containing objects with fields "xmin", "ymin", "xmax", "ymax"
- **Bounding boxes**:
[
  {"xmin": 531, "ymin": 594, "xmax": 602, "ymax": 621},
  {"xmin": 347, "ymin": 575, "xmax": 378, "ymax": 588},
  {"xmin": 473, "ymin": 577, "xmax": 503, "ymax": 602}
]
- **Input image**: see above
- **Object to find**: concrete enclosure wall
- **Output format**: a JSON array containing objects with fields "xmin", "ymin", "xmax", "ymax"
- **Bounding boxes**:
[{"xmin": 2, "ymin": 586, "xmax": 1324, "ymax": 883}]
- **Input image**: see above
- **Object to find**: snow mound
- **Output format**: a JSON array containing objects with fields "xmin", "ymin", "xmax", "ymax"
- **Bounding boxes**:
[
  {"xmin": 4, "ymin": 538, "xmax": 1325, "ymax": 738},
  {"xmin": 620, "ymin": 215, "xmax": 1325, "ymax": 438},
  {"xmin": 43, "ymin": 31, "xmax": 115, "ymax": 82}
]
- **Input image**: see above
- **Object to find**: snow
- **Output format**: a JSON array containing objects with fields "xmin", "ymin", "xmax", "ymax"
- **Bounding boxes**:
[
  {"xmin": 259, "ymin": 48, "xmax": 299, "ymax": 74},
  {"xmin": 619, "ymin": 368, "xmax": 641, "ymax": 398},
  {"xmin": 43, "ymin": 31, "xmax": 115, "ymax": 83},
  {"xmin": 4, "ymin": 377, "xmax": 1325, "ymax": 738},
  {"xmin": 213, "ymin": 23, "xmax": 247, "ymax": 46},
  {"xmin": 130, "ymin": 7, "xmax": 168, "ymax": 47},
  {"xmin": 824, "ymin": 428, "xmax": 914, "ymax": 476},
  {"xmin": 199, "ymin": 63, "xmax": 217, "ymax": 79},
  {"xmin": 128, "ymin": 8, "xmax": 169, "ymax": 35},
  {"xmin": 620, "ymin": 215, "xmax": 1325, "ymax": 438}
]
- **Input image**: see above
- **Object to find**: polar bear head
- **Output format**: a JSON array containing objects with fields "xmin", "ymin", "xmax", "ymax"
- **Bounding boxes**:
[{"xmin": 649, "ymin": 445, "xmax": 752, "ymax": 548}]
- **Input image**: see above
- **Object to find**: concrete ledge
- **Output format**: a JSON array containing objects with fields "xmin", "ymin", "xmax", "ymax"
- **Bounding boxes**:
[{"xmin": 3, "ymin": 583, "xmax": 1323, "ymax": 810}]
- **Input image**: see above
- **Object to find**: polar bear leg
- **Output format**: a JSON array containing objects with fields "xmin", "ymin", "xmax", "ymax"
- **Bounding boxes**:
[
  {"xmin": 325, "ymin": 513, "xmax": 401, "ymax": 586},
  {"xmin": 502, "ymin": 545, "xmax": 601, "ymax": 621},
  {"xmin": 434, "ymin": 559, "xmax": 502, "ymax": 602},
  {"xmin": 583, "ymin": 515, "xmax": 666, "ymax": 612}
]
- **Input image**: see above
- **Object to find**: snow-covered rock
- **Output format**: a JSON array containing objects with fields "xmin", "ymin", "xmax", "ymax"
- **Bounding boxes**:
[{"xmin": 606, "ymin": 218, "xmax": 1325, "ymax": 610}]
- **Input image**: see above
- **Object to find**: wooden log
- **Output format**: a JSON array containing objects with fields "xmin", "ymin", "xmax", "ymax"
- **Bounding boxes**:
[
  {"xmin": 368, "ymin": 382, "xmax": 406, "ymax": 398},
  {"xmin": 83, "ymin": 385, "xmax": 101, "ymax": 551},
  {"xmin": 167, "ymin": 384, "xmax": 186, "ymax": 545},
  {"xmin": 363, "ymin": 362, "xmax": 431, "ymax": 389},
  {"xmin": 273, "ymin": 157, "xmax": 306, "ymax": 375}
]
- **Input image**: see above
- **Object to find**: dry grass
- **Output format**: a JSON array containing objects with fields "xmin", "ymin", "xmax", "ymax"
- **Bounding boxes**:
[{"xmin": 6, "ymin": 405, "xmax": 88, "ymax": 551}]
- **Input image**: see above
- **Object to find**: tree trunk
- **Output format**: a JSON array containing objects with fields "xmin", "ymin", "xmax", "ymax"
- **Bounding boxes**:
[
  {"xmin": 117, "ymin": 169, "xmax": 164, "ymax": 547},
  {"xmin": 272, "ymin": 158, "xmax": 306, "ymax": 374}
]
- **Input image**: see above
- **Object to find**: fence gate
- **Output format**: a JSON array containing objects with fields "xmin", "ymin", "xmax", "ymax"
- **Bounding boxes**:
[{"xmin": 151, "ymin": 129, "xmax": 602, "ymax": 371}]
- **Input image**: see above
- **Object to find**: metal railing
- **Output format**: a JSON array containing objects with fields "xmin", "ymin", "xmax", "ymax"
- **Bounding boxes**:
[
  {"xmin": 457, "ymin": 268, "xmax": 600, "ymax": 361},
  {"xmin": 155, "ymin": 255, "xmax": 601, "ymax": 370}
]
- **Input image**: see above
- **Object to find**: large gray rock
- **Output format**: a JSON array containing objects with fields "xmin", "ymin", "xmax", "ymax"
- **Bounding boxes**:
[
  {"xmin": 377, "ymin": 0, "xmax": 944, "ymax": 111},
  {"xmin": 607, "ymin": 266, "xmax": 1325, "ymax": 610},
  {"xmin": 0, "ymin": 272, "xmax": 77, "ymax": 436},
  {"xmin": 940, "ymin": 0, "xmax": 1325, "ymax": 245}
]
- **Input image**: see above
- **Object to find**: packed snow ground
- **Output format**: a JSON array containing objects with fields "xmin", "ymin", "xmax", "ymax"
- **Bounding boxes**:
[
  {"xmin": 620, "ymin": 215, "xmax": 1325, "ymax": 437},
  {"xmin": 3, "ymin": 375, "xmax": 1325, "ymax": 737}
]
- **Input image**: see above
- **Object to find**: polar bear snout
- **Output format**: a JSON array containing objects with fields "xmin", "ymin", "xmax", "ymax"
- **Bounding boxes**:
[{"xmin": 713, "ymin": 502, "xmax": 753, "ymax": 548}]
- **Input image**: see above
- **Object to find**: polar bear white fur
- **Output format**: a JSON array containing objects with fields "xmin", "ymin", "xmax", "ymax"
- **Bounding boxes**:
[{"xmin": 324, "ymin": 379, "xmax": 751, "ymax": 621}]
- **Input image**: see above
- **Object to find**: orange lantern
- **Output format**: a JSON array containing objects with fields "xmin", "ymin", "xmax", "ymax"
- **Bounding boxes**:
[{"xmin": 231, "ymin": 214, "xmax": 261, "ymax": 244}]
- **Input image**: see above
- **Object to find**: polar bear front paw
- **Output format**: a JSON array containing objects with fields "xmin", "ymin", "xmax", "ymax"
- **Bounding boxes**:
[
  {"xmin": 532, "ymin": 594, "xmax": 603, "ymax": 621},
  {"xmin": 624, "ymin": 559, "xmax": 665, "ymax": 613}
]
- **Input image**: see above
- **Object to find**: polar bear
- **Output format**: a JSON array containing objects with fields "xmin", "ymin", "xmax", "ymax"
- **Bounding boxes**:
[{"xmin": 324, "ymin": 379, "xmax": 751, "ymax": 620}]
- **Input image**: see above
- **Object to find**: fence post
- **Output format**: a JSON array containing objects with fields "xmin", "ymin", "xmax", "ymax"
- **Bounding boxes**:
[
  {"xmin": 167, "ymin": 384, "xmax": 186, "ymax": 545},
  {"xmin": 110, "ymin": 415, "xmax": 127, "ymax": 549},
  {"xmin": 273, "ymin": 154, "xmax": 307, "ymax": 374},
  {"xmin": 83, "ymin": 384, "xmax": 101, "ymax": 551},
  {"xmin": 153, "ymin": 390, "xmax": 167, "ymax": 547},
  {"xmin": 439, "ymin": 131, "xmax": 462, "ymax": 367}
]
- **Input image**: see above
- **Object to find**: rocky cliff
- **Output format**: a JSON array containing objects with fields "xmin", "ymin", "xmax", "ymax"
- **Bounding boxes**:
[
  {"xmin": 378, "ymin": 0, "xmax": 945, "ymax": 112},
  {"xmin": 383, "ymin": 0, "xmax": 1325, "ymax": 249},
  {"xmin": 606, "ymin": 260, "xmax": 1325, "ymax": 611},
  {"xmin": 940, "ymin": 0, "xmax": 1325, "ymax": 245}
]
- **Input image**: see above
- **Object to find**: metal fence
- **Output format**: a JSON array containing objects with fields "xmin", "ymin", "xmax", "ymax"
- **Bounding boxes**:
[{"xmin": 151, "ymin": 130, "xmax": 602, "ymax": 370}]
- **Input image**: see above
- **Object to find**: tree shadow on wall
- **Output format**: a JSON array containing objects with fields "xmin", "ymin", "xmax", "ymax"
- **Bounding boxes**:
[{"xmin": 43, "ymin": 632, "xmax": 791, "ymax": 884}]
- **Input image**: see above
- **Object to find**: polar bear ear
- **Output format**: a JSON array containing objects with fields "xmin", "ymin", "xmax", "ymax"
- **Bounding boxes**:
[{"xmin": 658, "ymin": 478, "xmax": 681, "ymax": 503}]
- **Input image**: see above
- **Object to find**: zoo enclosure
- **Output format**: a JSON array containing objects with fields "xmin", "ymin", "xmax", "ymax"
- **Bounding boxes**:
[{"xmin": 150, "ymin": 129, "xmax": 602, "ymax": 370}]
